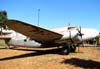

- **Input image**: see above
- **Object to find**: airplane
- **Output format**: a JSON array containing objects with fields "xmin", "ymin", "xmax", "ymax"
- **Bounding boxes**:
[{"xmin": 0, "ymin": 19, "xmax": 99, "ymax": 55}]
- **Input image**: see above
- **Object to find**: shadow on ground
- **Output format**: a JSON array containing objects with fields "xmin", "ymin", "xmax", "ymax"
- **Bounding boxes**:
[
  {"xmin": 0, "ymin": 47, "xmax": 83, "ymax": 61},
  {"xmin": 61, "ymin": 58, "xmax": 100, "ymax": 69},
  {"xmin": 0, "ymin": 47, "xmax": 7, "ymax": 49},
  {"xmin": 0, "ymin": 48, "xmax": 64, "ymax": 61}
]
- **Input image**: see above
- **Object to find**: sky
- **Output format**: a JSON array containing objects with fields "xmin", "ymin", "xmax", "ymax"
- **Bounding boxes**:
[{"xmin": 0, "ymin": 0, "xmax": 100, "ymax": 31}]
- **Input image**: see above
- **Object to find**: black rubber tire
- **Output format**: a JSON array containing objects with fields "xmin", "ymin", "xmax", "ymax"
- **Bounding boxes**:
[{"xmin": 61, "ymin": 46, "xmax": 70, "ymax": 55}]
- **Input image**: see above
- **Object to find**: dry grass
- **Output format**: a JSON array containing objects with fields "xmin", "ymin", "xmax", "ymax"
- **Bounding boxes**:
[{"xmin": 0, "ymin": 46, "xmax": 100, "ymax": 69}]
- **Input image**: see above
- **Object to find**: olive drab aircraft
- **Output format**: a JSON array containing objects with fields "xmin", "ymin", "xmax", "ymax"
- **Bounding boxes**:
[{"xmin": 0, "ymin": 11, "xmax": 99, "ymax": 54}]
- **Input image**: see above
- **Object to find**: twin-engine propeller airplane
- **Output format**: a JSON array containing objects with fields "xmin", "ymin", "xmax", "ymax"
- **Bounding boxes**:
[{"xmin": 0, "ymin": 19, "xmax": 99, "ymax": 54}]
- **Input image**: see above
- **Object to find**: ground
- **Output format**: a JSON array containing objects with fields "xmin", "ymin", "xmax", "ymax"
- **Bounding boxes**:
[{"xmin": 0, "ymin": 45, "xmax": 100, "ymax": 69}]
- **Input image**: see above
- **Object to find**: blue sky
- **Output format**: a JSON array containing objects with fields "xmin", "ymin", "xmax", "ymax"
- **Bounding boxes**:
[{"xmin": 0, "ymin": 0, "xmax": 100, "ymax": 31}]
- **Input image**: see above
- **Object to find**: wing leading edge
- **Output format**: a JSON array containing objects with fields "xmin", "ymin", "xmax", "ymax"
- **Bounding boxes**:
[{"xmin": 6, "ymin": 19, "xmax": 62, "ymax": 43}]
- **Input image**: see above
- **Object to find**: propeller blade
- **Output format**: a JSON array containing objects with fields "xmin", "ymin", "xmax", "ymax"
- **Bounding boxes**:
[{"xmin": 77, "ymin": 26, "xmax": 84, "ymax": 47}]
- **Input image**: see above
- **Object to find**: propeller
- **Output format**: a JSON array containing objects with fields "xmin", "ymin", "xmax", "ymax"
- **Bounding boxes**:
[
  {"xmin": 77, "ymin": 26, "xmax": 83, "ymax": 37},
  {"xmin": 77, "ymin": 26, "xmax": 84, "ymax": 47}
]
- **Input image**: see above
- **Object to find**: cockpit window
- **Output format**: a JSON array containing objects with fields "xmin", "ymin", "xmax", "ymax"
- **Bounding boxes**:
[{"xmin": 68, "ymin": 26, "xmax": 76, "ymax": 30}]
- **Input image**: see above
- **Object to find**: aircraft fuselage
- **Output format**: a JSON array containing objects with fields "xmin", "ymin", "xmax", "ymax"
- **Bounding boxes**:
[{"xmin": 1, "ymin": 26, "xmax": 98, "ymax": 48}]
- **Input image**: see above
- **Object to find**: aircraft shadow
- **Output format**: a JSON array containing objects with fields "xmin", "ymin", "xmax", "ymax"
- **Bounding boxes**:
[
  {"xmin": 61, "ymin": 58, "xmax": 100, "ymax": 69},
  {"xmin": 0, "ymin": 48, "xmax": 62, "ymax": 61},
  {"xmin": 0, "ymin": 47, "xmax": 7, "ymax": 49},
  {"xmin": 11, "ymin": 47, "xmax": 63, "ymax": 54}
]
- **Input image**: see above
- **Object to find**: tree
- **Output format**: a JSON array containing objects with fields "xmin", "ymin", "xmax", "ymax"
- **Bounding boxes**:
[{"xmin": 0, "ymin": 10, "xmax": 8, "ymax": 35}]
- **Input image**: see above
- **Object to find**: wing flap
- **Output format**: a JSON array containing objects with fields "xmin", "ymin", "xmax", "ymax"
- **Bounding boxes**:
[{"xmin": 6, "ymin": 19, "xmax": 62, "ymax": 43}]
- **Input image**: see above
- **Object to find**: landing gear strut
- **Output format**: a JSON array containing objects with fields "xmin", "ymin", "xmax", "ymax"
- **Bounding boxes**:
[
  {"xmin": 70, "ymin": 44, "xmax": 76, "ymax": 52},
  {"xmin": 61, "ymin": 43, "xmax": 76, "ymax": 55}
]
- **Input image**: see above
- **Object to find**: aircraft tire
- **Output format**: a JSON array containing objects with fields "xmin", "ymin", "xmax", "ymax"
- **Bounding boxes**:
[{"xmin": 61, "ymin": 46, "xmax": 70, "ymax": 55}]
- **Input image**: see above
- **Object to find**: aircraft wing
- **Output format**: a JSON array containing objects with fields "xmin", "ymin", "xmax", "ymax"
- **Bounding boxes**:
[{"xmin": 6, "ymin": 19, "xmax": 62, "ymax": 43}]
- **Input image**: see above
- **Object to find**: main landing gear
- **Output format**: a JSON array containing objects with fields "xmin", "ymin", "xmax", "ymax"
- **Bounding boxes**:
[{"xmin": 61, "ymin": 43, "xmax": 76, "ymax": 55}]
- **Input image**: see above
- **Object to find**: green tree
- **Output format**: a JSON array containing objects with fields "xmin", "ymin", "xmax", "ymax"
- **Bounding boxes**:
[
  {"xmin": 0, "ymin": 10, "xmax": 8, "ymax": 35},
  {"xmin": 0, "ymin": 10, "xmax": 8, "ymax": 30},
  {"xmin": 0, "ymin": 10, "xmax": 7, "ymax": 23}
]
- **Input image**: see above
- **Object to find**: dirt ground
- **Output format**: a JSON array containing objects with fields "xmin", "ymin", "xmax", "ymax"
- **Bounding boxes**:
[{"xmin": 0, "ymin": 46, "xmax": 100, "ymax": 69}]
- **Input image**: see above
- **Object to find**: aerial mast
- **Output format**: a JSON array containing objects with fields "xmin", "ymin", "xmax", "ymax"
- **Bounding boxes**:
[{"xmin": 37, "ymin": 9, "xmax": 40, "ymax": 26}]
